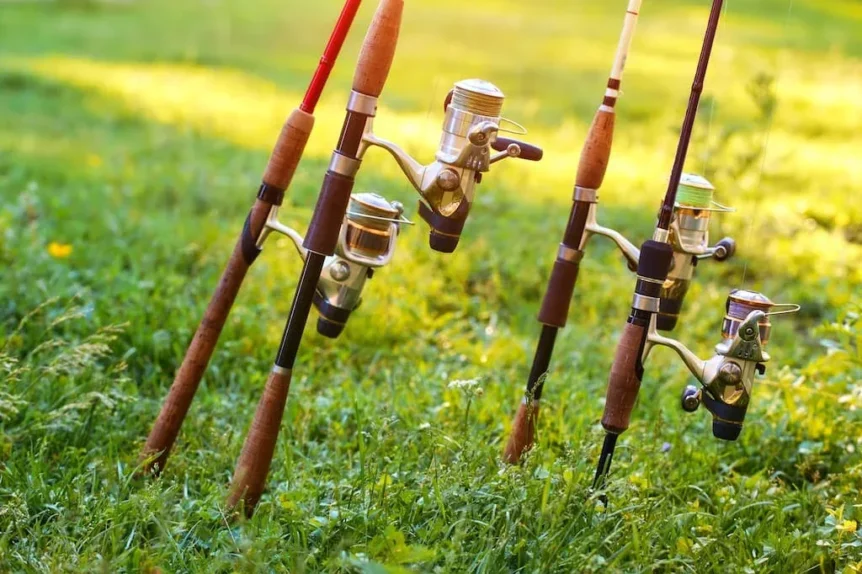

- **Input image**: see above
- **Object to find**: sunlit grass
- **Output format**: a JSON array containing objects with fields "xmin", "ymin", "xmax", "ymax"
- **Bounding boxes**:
[{"xmin": 1, "ymin": 0, "xmax": 860, "ymax": 571}]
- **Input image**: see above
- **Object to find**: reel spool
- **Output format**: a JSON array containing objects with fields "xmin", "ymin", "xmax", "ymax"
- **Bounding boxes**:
[
  {"xmin": 657, "ymin": 173, "xmax": 735, "ymax": 331},
  {"xmin": 722, "ymin": 289, "xmax": 775, "ymax": 344},
  {"xmin": 344, "ymin": 192, "xmax": 402, "ymax": 258}
]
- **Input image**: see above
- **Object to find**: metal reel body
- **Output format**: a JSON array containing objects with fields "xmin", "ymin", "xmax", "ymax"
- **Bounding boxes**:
[
  {"xmin": 646, "ymin": 290, "xmax": 789, "ymax": 441},
  {"xmin": 359, "ymin": 79, "xmax": 541, "ymax": 253}
]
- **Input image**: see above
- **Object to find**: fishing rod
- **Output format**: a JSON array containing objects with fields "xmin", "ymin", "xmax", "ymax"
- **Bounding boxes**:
[
  {"xmin": 227, "ymin": 0, "xmax": 546, "ymax": 518},
  {"xmin": 227, "ymin": 0, "xmax": 405, "ymax": 516},
  {"xmin": 502, "ymin": 0, "xmax": 735, "ymax": 464},
  {"xmin": 592, "ymin": 0, "xmax": 727, "ymax": 489},
  {"xmin": 139, "ymin": 0, "xmax": 364, "ymax": 477}
]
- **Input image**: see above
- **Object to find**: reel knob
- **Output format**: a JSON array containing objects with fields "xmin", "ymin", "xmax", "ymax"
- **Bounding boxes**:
[
  {"xmin": 681, "ymin": 385, "xmax": 701, "ymax": 413},
  {"xmin": 713, "ymin": 237, "xmax": 736, "ymax": 261}
]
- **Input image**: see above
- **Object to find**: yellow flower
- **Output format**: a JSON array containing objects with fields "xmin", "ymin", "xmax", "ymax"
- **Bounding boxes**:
[
  {"xmin": 838, "ymin": 520, "xmax": 858, "ymax": 533},
  {"xmin": 47, "ymin": 242, "xmax": 73, "ymax": 259},
  {"xmin": 86, "ymin": 154, "xmax": 103, "ymax": 167}
]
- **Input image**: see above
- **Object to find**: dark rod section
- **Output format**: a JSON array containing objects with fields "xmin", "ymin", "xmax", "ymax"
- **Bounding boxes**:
[
  {"xmin": 592, "ymin": 432, "xmax": 619, "ymax": 490},
  {"xmin": 656, "ymin": 0, "xmax": 725, "ymax": 231},
  {"xmin": 274, "ymin": 254, "xmax": 327, "ymax": 368},
  {"xmin": 525, "ymin": 325, "xmax": 559, "ymax": 401}
]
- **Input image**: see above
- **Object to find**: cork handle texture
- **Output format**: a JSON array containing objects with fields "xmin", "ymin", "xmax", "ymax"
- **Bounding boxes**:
[
  {"xmin": 227, "ymin": 369, "xmax": 293, "ymax": 516},
  {"xmin": 352, "ymin": 0, "xmax": 403, "ymax": 97},
  {"xmin": 503, "ymin": 401, "xmax": 540, "ymax": 464},
  {"xmin": 262, "ymin": 108, "xmax": 315, "ymax": 191},
  {"xmin": 576, "ymin": 109, "xmax": 615, "ymax": 190},
  {"xmin": 601, "ymin": 322, "xmax": 646, "ymax": 433},
  {"xmin": 140, "ymin": 199, "xmax": 271, "ymax": 476}
]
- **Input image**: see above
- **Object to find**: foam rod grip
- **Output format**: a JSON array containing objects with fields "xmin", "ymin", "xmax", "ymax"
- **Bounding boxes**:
[
  {"xmin": 502, "ymin": 400, "xmax": 540, "ymax": 464},
  {"xmin": 303, "ymin": 171, "xmax": 355, "ymax": 255},
  {"xmin": 226, "ymin": 369, "xmax": 293, "ymax": 516},
  {"xmin": 537, "ymin": 257, "xmax": 580, "ymax": 328},
  {"xmin": 601, "ymin": 321, "xmax": 646, "ymax": 434},
  {"xmin": 352, "ymin": 0, "xmax": 403, "ymax": 97},
  {"xmin": 262, "ymin": 108, "xmax": 315, "ymax": 192},
  {"xmin": 576, "ymin": 108, "xmax": 615, "ymax": 191},
  {"xmin": 140, "ymin": 198, "xmax": 271, "ymax": 476}
]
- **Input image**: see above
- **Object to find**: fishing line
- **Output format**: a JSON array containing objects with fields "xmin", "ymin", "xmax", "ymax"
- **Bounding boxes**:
[{"xmin": 739, "ymin": 0, "xmax": 795, "ymax": 287}]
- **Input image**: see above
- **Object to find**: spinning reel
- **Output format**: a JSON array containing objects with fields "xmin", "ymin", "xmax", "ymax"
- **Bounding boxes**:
[
  {"xmin": 257, "ymin": 192, "xmax": 410, "ymax": 338},
  {"xmin": 581, "ymin": 173, "xmax": 735, "ymax": 331},
  {"xmin": 359, "ymin": 79, "xmax": 543, "ymax": 252},
  {"xmin": 644, "ymin": 289, "xmax": 799, "ymax": 440}
]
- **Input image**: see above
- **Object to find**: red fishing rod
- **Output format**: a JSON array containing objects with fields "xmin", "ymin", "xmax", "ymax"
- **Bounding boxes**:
[{"xmin": 140, "ymin": 0, "xmax": 363, "ymax": 477}]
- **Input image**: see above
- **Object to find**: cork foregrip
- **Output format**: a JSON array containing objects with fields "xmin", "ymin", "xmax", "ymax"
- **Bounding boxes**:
[
  {"xmin": 503, "ymin": 401, "xmax": 540, "ymax": 464},
  {"xmin": 601, "ymin": 321, "xmax": 646, "ymax": 433},
  {"xmin": 262, "ymin": 108, "xmax": 315, "ymax": 191},
  {"xmin": 352, "ymin": 0, "xmax": 403, "ymax": 97},
  {"xmin": 227, "ymin": 369, "xmax": 293, "ymax": 516},
  {"xmin": 576, "ymin": 109, "xmax": 615, "ymax": 190},
  {"xmin": 537, "ymin": 258, "xmax": 580, "ymax": 328},
  {"xmin": 140, "ymin": 199, "xmax": 271, "ymax": 476}
]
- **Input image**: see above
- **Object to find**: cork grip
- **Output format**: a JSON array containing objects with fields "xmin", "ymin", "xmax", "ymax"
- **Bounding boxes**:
[
  {"xmin": 140, "ymin": 198, "xmax": 272, "ymax": 475},
  {"xmin": 503, "ymin": 401, "xmax": 540, "ymax": 464},
  {"xmin": 601, "ymin": 321, "xmax": 646, "ymax": 433},
  {"xmin": 576, "ymin": 108, "xmax": 615, "ymax": 190},
  {"xmin": 227, "ymin": 369, "xmax": 293, "ymax": 516},
  {"xmin": 262, "ymin": 108, "xmax": 315, "ymax": 191},
  {"xmin": 352, "ymin": 0, "xmax": 403, "ymax": 97},
  {"xmin": 537, "ymin": 257, "xmax": 580, "ymax": 328}
]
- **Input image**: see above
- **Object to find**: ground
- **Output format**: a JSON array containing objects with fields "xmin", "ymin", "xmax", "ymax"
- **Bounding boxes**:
[{"xmin": 1, "ymin": 0, "xmax": 861, "ymax": 572}]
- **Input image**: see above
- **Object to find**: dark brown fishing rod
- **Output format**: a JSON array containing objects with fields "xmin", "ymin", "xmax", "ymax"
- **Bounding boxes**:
[
  {"xmin": 593, "ymin": 0, "xmax": 726, "ymax": 490},
  {"xmin": 226, "ymin": 0, "xmax": 403, "ymax": 516},
  {"xmin": 139, "ymin": 0, "xmax": 364, "ymax": 477},
  {"xmin": 503, "ymin": 0, "xmax": 644, "ymax": 463}
]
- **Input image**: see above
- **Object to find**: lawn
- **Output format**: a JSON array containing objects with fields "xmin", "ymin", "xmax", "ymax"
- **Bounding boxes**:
[{"xmin": 1, "ymin": 0, "xmax": 861, "ymax": 571}]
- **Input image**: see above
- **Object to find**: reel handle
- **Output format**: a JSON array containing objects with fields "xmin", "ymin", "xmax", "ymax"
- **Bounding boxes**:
[
  {"xmin": 712, "ymin": 236, "xmax": 736, "ymax": 261},
  {"xmin": 491, "ymin": 137, "xmax": 544, "ymax": 161}
]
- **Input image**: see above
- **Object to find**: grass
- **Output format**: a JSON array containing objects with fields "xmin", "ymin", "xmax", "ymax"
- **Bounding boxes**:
[{"xmin": 0, "ymin": 0, "xmax": 860, "ymax": 571}]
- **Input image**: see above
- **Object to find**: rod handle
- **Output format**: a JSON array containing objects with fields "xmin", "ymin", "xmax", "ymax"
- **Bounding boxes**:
[
  {"xmin": 576, "ymin": 107, "xmax": 615, "ymax": 191},
  {"xmin": 262, "ymin": 108, "xmax": 315, "ymax": 192},
  {"xmin": 227, "ymin": 369, "xmax": 293, "ymax": 516},
  {"xmin": 352, "ymin": 0, "xmax": 403, "ymax": 97},
  {"xmin": 537, "ymin": 257, "xmax": 579, "ymax": 328},
  {"xmin": 140, "ymin": 199, "xmax": 271, "ymax": 476},
  {"xmin": 601, "ymin": 321, "xmax": 646, "ymax": 433},
  {"xmin": 502, "ymin": 400, "xmax": 540, "ymax": 464}
]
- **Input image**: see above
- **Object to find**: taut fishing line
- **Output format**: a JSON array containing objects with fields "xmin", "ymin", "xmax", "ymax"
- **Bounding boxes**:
[{"xmin": 739, "ymin": 0, "xmax": 796, "ymax": 287}]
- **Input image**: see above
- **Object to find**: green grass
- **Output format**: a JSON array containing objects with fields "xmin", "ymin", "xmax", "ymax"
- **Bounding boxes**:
[{"xmin": 1, "ymin": 0, "xmax": 861, "ymax": 571}]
